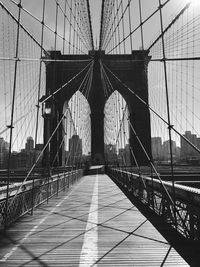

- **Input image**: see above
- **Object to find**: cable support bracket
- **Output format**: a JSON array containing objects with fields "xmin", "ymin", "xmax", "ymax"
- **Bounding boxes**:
[
  {"xmin": 168, "ymin": 124, "xmax": 174, "ymax": 130},
  {"xmin": 14, "ymin": 57, "xmax": 20, "ymax": 62},
  {"xmin": 160, "ymin": 57, "xmax": 167, "ymax": 62},
  {"xmin": 6, "ymin": 125, "xmax": 14, "ymax": 129}
]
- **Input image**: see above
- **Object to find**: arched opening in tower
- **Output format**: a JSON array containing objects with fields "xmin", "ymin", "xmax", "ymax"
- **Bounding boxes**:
[
  {"xmin": 104, "ymin": 91, "xmax": 130, "ymax": 167},
  {"xmin": 62, "ymin": 91, "xmax": 91, "ymax": 167}
]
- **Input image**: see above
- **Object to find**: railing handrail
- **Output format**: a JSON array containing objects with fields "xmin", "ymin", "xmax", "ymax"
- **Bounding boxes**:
[
  {"xmin": 111, "ymin": 167, "xmax": 200, "ymax": 197},
  {"xmin": 108, "ymin": 167, "xmax": 200, "ymax": 240},
  {"xmin": 0, "ymin": 169, "xmax": 83, "ymax": 228}
]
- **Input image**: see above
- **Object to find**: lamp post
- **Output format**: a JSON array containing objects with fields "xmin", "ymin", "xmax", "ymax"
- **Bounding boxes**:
[
  {"xmin": 40, "ymin": 96, "xmax": 55, "ymax": 177},
  {"xmin": 40, "ymin": 97, "xmax": 55, "ymax": 203}
]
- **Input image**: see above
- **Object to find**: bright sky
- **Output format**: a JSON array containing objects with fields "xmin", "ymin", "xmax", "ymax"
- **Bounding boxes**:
[
  {"xmin": 89, "ymin": 0, "xmax": 102, "ymax": 49},
  {"xmin": 0, "ymin": 0, "xmax": 199, "ymax": 151}
]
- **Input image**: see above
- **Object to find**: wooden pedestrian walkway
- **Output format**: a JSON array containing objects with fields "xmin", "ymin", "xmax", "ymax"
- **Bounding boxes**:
[{"xmin": 0, "ymin": 174, "xmax": 188, "ymax": 266}]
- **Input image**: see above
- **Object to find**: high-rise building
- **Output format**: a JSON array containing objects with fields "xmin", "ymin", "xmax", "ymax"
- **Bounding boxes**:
[
  {"xmin": 118, "ymin": 148, "xmax": 125, "ymax": 165},
  {"xmin": 181, "ymin": 131, "xmax": 198, "ymax": 159},
  {"xmin": 124, "ymin": 144, "xmax": 131, "ymax": 166},
  {"xmin": 151, "ymin": 137, "xmax": 162, "ymax": 160},
  {"xmin": 162, "ymin": 140, "xmax": 177, "ymax": 160},
  {"xmin": 0, "ymin": 137, "xmax": 9, "ymax": 169},
  {"xmin": 116, "ymin": 144, "xmax": 131, "ymax": 166},
  {"xmin": 68, "ymin": 135, "xmax": 82, "ymax": 164},
  {"xmin": 105, "ymin": 144, "xmax": 117, "ymax": 164},
  {"xmin": 25, "ymin": 136, "xmax": 34, "ymax": 153},
  {"xmin": 9, "ymin": 139, "xmax": 43, "ymax": 169},
  {"xmin": 35, "ymin": 144, "xmax": 43, "ymax": 151}
]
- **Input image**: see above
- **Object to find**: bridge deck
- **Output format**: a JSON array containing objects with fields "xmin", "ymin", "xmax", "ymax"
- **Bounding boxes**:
[{"xmin": 0, "ymin": 175, "xmax": 188, "ymax": 266}]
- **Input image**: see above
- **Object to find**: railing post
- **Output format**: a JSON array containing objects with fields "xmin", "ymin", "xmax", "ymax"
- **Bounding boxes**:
[
  {"xmin": 188, "ymin": 204, "xmax": 195, "ymax": 240},
  {"xmin": 158, "ymin": 0, "xmax": 177, "ymax": 229},
  {"xmin": 5, "ymin": 0, "xmax": 22, "ymax": 229},
  {"xmin": 47, "ymin": 176, "xmax": 49, "ymax": 204},
  {"xmin": 68, "ymin": 173, "xmax": 70, "ymax": 188},
  {"xmin": 150, "ymin": 165, "xmax": 155, "ymax": 210},
  {"xmin": 57, "ymin": 174, "xmax": 59, "ymax": 196},
  {"xmin": 63, "ymin": 172, "xmax": 66, "ymax": 191},
  {"xmin": 31, "ymin": 178, "xmax": 35, "ymax": 215}
]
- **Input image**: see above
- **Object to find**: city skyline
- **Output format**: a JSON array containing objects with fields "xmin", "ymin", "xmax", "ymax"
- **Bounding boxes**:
[{"xmin": 0, "ymin": 0, "xmax": 199, "ymax": 167}]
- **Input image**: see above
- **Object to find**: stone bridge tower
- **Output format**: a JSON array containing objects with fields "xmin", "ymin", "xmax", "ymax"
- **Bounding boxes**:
[{"xmin": 43, "ymin": 50, "xmax": 151, "ymax": 167}]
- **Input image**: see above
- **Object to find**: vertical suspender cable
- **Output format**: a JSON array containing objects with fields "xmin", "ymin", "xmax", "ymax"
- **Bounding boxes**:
[
  {"xmin": 113, "ymin": 1, "xmax": 117, "ymax": 54},
  {"xmin": 5, "ymin": 0, "xmax": 22, "ymax": 227},
  {"xmin": 158, "ymin": 0, "xmax": 177, "ymax": 228},
  {"xmin": 69, "ymin": 0, "xmax": 72, "ymax": 54},
  {"xmin": 116, "ymin": 0, "xmax": 121, "ymax": 54},
  {"xmin": 72, "ymin": 1, "xmax": 77, "ymax": 54},
  {"xmin": 128, "ymin": 0, "xmax": 133, "ymax": 51},
  {"xmin": 60, "ymin": 0, "xmax": 67, "ymax": 168},
  {"xmin": 138, "ymin": 0, "xmax": 144, "ymax": 49},
  {"xmin": 32, "ymin": 0, "xmax": 46, "ymax": 213},
  {"xmin": 54, "ymin": 1, "xmax": 59, "ymax": 52},
  {"xmin": 34, "ymin": 0, "xmax": 46, "ymax": 165},
  {"xmin": 86, "ymin": 0, "xmax": 94, "ymax": 50},
  {"xmin": 99, "ymin": 0, "xmax": 105, "ymax": 50},
  {"xmin": 121, "ymin": 1, "xmax": 126, "ymax": 54},
  {"xmin": 75, "ymin": 1, "xmax": 79, "ymax": 54},
  {"xmin": 63, "ymin": 0, "xmax": 67, "ymax": 55}
]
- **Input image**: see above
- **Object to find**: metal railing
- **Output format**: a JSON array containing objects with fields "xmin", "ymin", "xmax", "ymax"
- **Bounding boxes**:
[
  {"xmin": 108, "ymin": 167, "xmax": 200, "ymax": 241},
  {"xmin": 0, "ymin": 169, "xmax": 83, "ymax": 228}
]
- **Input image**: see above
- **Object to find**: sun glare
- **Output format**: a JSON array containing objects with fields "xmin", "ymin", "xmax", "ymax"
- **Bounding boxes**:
[
  {"xmin": 184, "ymin": 0, "xmax": 200, "ymax": 6},
  {"xmin": 190, "ymin": 0, "xmax": 200, "ymax": 6}
]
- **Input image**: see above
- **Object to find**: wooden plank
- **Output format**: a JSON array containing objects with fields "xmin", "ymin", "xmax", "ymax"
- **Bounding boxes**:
[{"xmin": 0, "ymin": 175, "xmax": 189, "ymax": 266}]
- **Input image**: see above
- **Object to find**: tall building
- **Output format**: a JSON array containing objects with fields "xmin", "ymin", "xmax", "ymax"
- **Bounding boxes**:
[
  {"xmin": 117, "ymin": 144, "xmax": 131, "ymax": 166},
  {"xmin": 9, "ymin": 139, "xmax": 43, "ymax": 169},
  {"xmin": 0, "ymin": 137, "xmax": 9, "ymax": 169},
  {"xmin": 105, "ymin": 144, "xmax": 117, "ymax": 164},
  {"xmin": 162, "ymin": 140, "xmax": 177, "ymax": 160},
  {"xmin": 124, "ymin": 144, "xmax": 131, "ymax": 166},
  {"xmin": 181, "ymin": 131, "xmax": 198, "ymax": 159},
  {"xmin": 68, "ymin": 135, "xmax": 82, "ymax": 164},
  {"xmin": 25, "ymin": 136, "xmax": 34, "ymax": 152},
  {"xmin": 118, "ymin": 148, "xmax": 125, "ymax": 165},
  {"xmin": 151, "ymin": 137, "xmax": 162, "ymax": 160},
  {"xmin": 35, "ymin": 144, "xmax": 43, "ymax": 151}
]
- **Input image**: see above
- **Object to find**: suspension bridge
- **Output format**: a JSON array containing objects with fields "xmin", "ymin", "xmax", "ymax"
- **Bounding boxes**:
[{"xmin": 0, "ymin": 0, "xmax": 200, "ymax": 265}]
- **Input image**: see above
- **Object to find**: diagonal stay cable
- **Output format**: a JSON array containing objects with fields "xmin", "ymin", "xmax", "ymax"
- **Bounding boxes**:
[
  {"xmin": 40, "ymin": 60, "xmax": 93, "ymax": 104},
  {"xmin": 61, "ymin": 65, "xmax": 93, "ymax": 166},
  {"xmin": 102, "ymin": 61, "xmax": 200, "ymax": 156},
  {"xmin": 101, "ymin": 61, "xmax": 152, "ymax": 187},
  {"xmin": 56, "ymin": 0, "xmax": 88, "ymax": 48},
  {"xmin": 101, "ymin": 62, "xmax": 174, "ymax": 204},
  {"xmin": 99, "ymin": 0, "xmax": 106, "ymax": 50},
  {"xmin": 102, "ymin": 63, "xmax": 191, "ymax": 228},
  {"xmin": 8, "ymin": 107, "xmax": 70, "ymax": 208},
  {"xmin": 0, "ymin": 1, "xmax": 49, "ymax": 56},
  {"xmin": 103, "ymin": 0, "xmax": 131, "ymax": 51},
  {"xmin": 101, "ymin": 0, "xmax": 116, "ymax": 50},
  {"xmin": 148, "ymin": 2, "xmax": 191, "ymax": 51},
  {"xmin": 92, "ymin": 219, "xmax": 148, "ymax": 266},
  {"xmin": 86, "ymin": 0, "xmax": 94, "ymax": 50},
  {"xmin": 7, "ymin": 0, "xmax": 88, "ymax": 54},
  {"xmin": 55, "ymin": 0, "xmax": 92, "ymax": 51},
  {"xmin": 102, "ymin": 62, "xmax": 142, "ymax": 170},
  {"xmin": 107, "ymin": 0, "xmax": 171, "ymax": 54}
]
